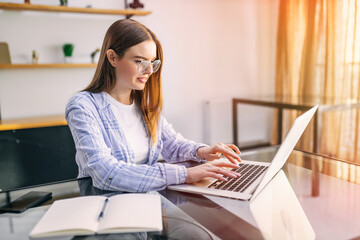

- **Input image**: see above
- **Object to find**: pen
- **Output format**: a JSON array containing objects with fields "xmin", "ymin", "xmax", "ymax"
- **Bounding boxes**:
[{"xmin": 97, "ymin": 198, "xmax": 109, "ymax": 221}]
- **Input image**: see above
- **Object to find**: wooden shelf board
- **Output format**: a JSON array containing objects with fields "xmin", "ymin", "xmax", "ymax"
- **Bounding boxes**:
[
  {"xmin": 0, "ymin": 63, "xmax": 97, "ymax": 69},
  {"xmin": 0, "ymin": 2, "xmax": 151, "ymax": 16},
  {"xmin": 0, "ymin": 115, "xmax": 67, "ymax": 131}
]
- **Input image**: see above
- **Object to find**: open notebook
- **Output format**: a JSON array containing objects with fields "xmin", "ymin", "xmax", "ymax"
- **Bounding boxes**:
[
  {"xmin": 168, "ymin": 105, "xmax": 318, "ymax": 201},
  {"xmin": 29, "ymin": 193, "xmax": 162, "ymax": 238}
]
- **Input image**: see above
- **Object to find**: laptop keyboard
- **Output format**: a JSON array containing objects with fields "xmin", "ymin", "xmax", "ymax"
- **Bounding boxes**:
[{"xmin": 207, "ymin": 163, "xmax": 268, "ymax": 193}]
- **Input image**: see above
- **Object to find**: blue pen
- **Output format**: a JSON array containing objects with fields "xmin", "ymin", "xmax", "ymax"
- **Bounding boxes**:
[{"xmin": 97, "ymin": 198, "xmax": 109, "ymax": 221}]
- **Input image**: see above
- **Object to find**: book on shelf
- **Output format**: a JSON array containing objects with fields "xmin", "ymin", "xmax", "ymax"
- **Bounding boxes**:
[{"xmin": 29, "ymin": 193, "xmax": 163, "ymax": 238}]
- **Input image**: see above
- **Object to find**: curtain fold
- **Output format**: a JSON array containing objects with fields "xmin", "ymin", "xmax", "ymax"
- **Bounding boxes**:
[{"xmin": 275, "ymin": 0, "xmax": 360, "ymax": 163}]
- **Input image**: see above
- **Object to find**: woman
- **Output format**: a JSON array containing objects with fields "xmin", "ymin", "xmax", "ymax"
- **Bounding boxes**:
[{"xmin": 65, "ymin": 19, "xmax": 241, "ymax": 192}]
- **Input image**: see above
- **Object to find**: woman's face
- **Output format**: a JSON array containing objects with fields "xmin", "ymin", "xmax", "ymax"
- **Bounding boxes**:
[{"xmin": 112, "ymin": 40, "xmax": 157, "ymax": 93}]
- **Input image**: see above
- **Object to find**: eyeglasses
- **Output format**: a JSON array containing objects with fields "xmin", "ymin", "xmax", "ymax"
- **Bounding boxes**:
[{"xmin": 136, "ymin": 60, "xmax": 161, "ymax": 74}]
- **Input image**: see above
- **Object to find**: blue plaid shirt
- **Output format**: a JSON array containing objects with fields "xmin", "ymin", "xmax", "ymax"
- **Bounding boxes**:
[{"xmin": 65, "ymin": 91, "xmax": 207, "ymax": 192}]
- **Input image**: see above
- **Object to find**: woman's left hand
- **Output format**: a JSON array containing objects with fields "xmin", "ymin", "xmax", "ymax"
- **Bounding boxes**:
[{"xmin": 196, "ymin": 142, "xmax": 241, "ymax": 164}]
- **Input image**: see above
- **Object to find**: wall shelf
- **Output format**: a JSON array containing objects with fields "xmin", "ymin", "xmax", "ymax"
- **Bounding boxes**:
[
  {"xmin": 0, "ymin": 114, "xmax": 67, "ymax": 131},
  {"xmin": 0, "ymin": 2, "xmax": 151, "ymax": 16},
  {"xmin": 0, "ymin": 63, "xmax": 97, "ymax": 69}
]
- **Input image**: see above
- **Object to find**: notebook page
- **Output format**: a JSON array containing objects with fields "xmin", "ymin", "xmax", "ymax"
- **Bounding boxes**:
[
  {"xmin": 97, "ymin": 194, "xmax": 162, "ymax": 233},
  {"xmin": 30, "ymin": 196, "xmax": 105, "ymax": 237}
]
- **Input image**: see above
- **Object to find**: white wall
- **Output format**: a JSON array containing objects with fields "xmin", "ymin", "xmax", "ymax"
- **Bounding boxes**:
[{"xmin": 0, "ymin": 0, "xmax": 279, "ymax": 144}]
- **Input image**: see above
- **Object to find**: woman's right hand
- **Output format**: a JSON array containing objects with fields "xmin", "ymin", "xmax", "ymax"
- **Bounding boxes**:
[{"xmin": 185, "ymin": 160, "xmax": 240, "ymax": 183}]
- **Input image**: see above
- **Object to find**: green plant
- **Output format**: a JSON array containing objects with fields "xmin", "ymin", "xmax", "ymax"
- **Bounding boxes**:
[
  {"xmin": 60, "ymin": 0, "xmax": 68, "ymax": 6},
  {"xmin": 62, "ymin": 44, "xmax": 74, "ymax": 57}
]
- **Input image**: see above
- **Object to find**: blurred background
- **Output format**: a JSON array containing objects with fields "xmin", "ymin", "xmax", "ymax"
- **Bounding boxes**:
[{"xmin": 0, "ymin": 0, "xmax": 279, "ymax": 146}]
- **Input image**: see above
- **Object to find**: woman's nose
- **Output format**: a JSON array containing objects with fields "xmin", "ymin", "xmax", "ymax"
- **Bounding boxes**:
[{"xmin": 143, "ymin": 64, "xmax": 153, "ymax": 74}]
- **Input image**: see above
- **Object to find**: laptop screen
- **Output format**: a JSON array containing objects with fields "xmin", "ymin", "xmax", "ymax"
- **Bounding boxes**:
[{"xmin": 251, "ymin": 105, "xmax": 318, "ymax": 201}]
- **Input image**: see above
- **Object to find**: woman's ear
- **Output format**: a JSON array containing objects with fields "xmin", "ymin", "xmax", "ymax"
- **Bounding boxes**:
[{"xmin": 106, "ymin": 49, "xmax": 117, "ymax": 67}]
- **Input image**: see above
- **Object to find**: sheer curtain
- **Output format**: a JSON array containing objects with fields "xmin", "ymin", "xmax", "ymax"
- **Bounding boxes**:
[{"xmin": 275, "ymin": 0, "xmax": 360, "ymax": 164}]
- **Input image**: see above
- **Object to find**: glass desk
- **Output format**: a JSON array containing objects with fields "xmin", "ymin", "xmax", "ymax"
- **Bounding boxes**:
[
  {"xmin": 1, "ymin": 146, "xmax": 359, "ymax": 239},
  {"xmin": 232, "ymin": 95, "xmax": 360, "ymax": 153},
  {"xmin": 0, "ymin": 179, "xmax": 218, "ymax": 240}
]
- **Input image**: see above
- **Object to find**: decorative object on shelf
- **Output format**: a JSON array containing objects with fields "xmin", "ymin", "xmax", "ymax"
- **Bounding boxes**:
[
  {"xmin": 32, "ymin": 50, "xmax": 39, "ymax": 64},
  {"xmin": 124, "ymin": 0, "xmax": 144, "ymax": 18},
  {"xmin": 129, "ymin": 0, "xmax": 144, "ymax": 9},
  {"xmin": 24, "ymin": 0, "xmax": 30, "ymax": 4},
  {"xmin": 62, "ymin": 43, "xmax": 74, "ymax": 63},
  {"xmin": 0, "ymin": 42, "xmax": 11, "ymax": 64},
  {"xmin": 60, "ymin": 0, "xmax": 68, "ymax": 6},
  {"xmin": 90, "ymin": 48, "xmax": 100, "ymax": 63}
]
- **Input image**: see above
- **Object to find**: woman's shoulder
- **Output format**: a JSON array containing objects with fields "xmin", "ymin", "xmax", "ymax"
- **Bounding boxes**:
[
  {"xmin": 66, "ymin": 91, "xmax": 107, "ymax": 112},
  {"xmin": 68, "ymin": 91, "xmax": 104, "ymax": 104},
  {"xmin": 66, "ymin": 91, "xmax": 90, "ymax": 107}
]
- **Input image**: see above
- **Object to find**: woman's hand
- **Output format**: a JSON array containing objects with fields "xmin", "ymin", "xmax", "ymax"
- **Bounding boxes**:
[
  {"xmin": 185, "ymin": 160, "xmax": 240, "ymax": 183},
  {"xmin": 196, "ymin": 142, "xmax": 241, "ymax": 164}
]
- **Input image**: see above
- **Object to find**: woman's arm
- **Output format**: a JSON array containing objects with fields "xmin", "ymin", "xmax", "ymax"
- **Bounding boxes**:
[
  {"xmin": 160, "ymin": 117, "xmax": 207, "ymax": 163},
  {"xmin": 66, "ymin": 97, "xmax": 187, "ymax": 192},
  {"xmin": 160, "ymin": 117, "xmax": 241, "ymax": 163}
]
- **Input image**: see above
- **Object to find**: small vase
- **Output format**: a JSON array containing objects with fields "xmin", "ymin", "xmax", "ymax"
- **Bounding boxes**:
[{"xmin": 64, "ymin": 56, "xmax": 72, "ymax": 63}]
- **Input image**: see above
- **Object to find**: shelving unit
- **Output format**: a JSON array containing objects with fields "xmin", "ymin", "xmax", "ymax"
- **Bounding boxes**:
[
  {"xmin": 0, "ymin": 114, "xmax": 67, "ymax": 131},
  {"xmin": 0, "ymin": 1, "xmax": 151, "ymax": 122},
  {"xmin": 0, "ymin": 63, "xmax": 97, "ymax": 69},
  {"xmin": 0, "ymin": 2, "xmax": 151, "ymax": 16}
]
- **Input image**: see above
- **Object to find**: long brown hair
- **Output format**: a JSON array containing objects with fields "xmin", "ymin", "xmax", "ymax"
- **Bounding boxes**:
[{"xmin": 83, "ymin": 19, "xmax": 163, "ymax": 145}]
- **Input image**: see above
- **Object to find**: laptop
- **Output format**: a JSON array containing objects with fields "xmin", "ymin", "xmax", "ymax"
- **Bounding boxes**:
[{"xmin": 168, "ymin": 105, "xmax": 318, "ymax": 201}]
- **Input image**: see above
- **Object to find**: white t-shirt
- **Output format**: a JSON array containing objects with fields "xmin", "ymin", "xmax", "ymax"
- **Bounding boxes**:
[{"xmin": 106, "ymin": 93, "xmax": 150, "ymax": 164}]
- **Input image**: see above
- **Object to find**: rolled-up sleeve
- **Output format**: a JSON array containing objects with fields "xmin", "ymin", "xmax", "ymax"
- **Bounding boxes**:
[{"xmin": 66, "ymin": 95, "xmax": 187, "ymax": 192}]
